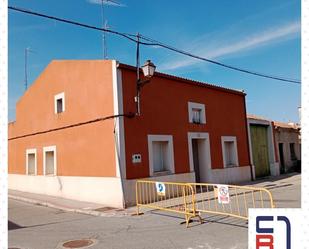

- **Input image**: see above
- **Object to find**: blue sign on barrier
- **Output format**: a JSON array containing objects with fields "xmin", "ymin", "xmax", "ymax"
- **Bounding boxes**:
[{"xmin": 155, "ymin": 182, "xmax": 166, "ymax": 196}]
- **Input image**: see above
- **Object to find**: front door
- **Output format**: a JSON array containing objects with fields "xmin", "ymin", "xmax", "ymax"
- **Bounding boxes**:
[
  {"xmin": 192, "ymin": 139, "xmax": 200, "ymax": 183},
  {"xmin": 279, "ymin": 143, "xmax": 285, "ymax": 173}
]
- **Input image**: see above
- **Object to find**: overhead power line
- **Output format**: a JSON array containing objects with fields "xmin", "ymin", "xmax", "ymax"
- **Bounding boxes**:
[
  {"xmin": 139, "ymin": 35, "xmax": 301, "ymax": 84},
  {"xmin": 8, "ymin": 6, "xmax": 137, "ymax": 42},
  {"xmin": 8, "ymin": 5, "xmax": 301, "ymax": 85}
]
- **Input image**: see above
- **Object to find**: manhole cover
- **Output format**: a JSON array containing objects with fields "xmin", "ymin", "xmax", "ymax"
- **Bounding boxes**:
[{"xmin": 62, "ymin": 239, "xmax": 94, "ymax": 248}]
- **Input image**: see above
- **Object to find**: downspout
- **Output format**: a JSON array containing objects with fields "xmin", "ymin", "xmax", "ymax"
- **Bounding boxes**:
[{"xmin": 242, "ymin": 92, "xmax": 254, "ymax": 181}]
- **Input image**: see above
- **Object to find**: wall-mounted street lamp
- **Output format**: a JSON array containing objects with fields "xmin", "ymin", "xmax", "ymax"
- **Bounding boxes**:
[
  {"xmin": 135, "ymin": 34, "xmax": 156, "ymax": 116},
  {"xmin": 141, "ymin": 60, "xmax": 156, "ymax": 78}
]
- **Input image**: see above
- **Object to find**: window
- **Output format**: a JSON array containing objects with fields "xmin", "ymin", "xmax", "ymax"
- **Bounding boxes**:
[
  {"xmin": 148, "ymin": 135, "xmax": 175, "ymax": 176},
  {"xmin": 26, "ymin": 149, "xmax": 37, "ymax": 175},
  {"xmin": 192, "ymin": 108, "xmax": 201, "ymax": 124},
  {"xmin": 188, "ymin": 102, "xmax": 206, "ymax": 124},
  {"xmin": 221, "ymin": 136, "xmax": 239, "ymax": 167},
  {"xmin": 57, "ymin": 98, "xmax": 63, "ymax": 113},
  {"xmin": 152, "ymin": 141, "xmax": 169, "ymax": 172},
  {"xmin": 54, "ymin": 92, "xmax": 65, "ymax": 114},
  {"xmin": 290, "ymin": 143, "xmax": 296, "ymax": 160},
  {"xmin": 43, "ymin": 146, "xmax": 57, "ymax": 175}
]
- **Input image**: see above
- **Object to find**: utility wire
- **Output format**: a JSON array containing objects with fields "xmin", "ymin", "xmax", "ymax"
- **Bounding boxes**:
[
  {"xmin": 8, "ymin": 113, "xmax": 135, "ymax": 141},
  {"xmin": 8, "ymin": 6, "xmax": 137, "ymax": 43},
  {"xmin": 139, "ymin": 34, "xmax": 301, "ymax": 84},
  {"xmin": 9, "ymin": 5, "xmax": 301, "ymax": 85}
]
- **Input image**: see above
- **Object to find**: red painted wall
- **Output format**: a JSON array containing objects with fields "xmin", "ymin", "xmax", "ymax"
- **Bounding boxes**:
[{"xmin": 120, "ymin": 67, "xmax": 250, "ymax": 179}]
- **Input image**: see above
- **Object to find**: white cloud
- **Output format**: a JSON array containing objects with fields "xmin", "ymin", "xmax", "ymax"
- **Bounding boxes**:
[
  {"xmin": 160, "ymin": 21, "xmax": 300, "ymax": 71},
  {"xmin": 87, "ymin": 0, "xmax": 126, "ymax": 7}
]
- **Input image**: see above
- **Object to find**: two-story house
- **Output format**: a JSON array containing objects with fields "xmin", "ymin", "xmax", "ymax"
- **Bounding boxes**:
[{"xmin": 8, "ymin": 60, "xmax": 252, "ymax": 207}]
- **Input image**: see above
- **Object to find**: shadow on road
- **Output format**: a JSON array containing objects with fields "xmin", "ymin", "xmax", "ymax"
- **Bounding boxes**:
[
  {"xmin": 150, "ymin": 211, "xmax": 248, "ymax": 229},
  {"xmin": 240, "ymin": 173, "xmax": 300, "ymax": 187},
  {"xmin": 8, "ymin": 216, "xmax": 94, "ymax": 231},
  {"xmin": 8, "ymin": 220, "xmax": 24, "ymax": 231}
]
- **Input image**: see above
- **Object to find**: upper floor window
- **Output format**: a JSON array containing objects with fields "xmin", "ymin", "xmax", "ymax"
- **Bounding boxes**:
[
  {"xmin": 192, "ymin": 108, "xmax": 201, "ymax": 123},
  {"xmin": 188, "ymin": 102, "xmax": 206, "ymax": 124},
  {"xmin": 54, "ymin": 92, "xmax": 65, "ymax": 114}
]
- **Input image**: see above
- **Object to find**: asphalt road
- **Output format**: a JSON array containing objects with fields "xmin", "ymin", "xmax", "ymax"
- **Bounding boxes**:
[{"xmin": 8, "ymin": 173, "xmax": 301, "ymax": 249}]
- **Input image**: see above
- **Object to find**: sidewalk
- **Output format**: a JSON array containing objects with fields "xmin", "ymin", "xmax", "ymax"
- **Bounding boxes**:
[
  {"xmin": 9, "ymin": 173, "xmax": 300, "ymax": 217},
  {"xmin": 9, "ymin": 189, "xmax": 135, "ymax": 217}
]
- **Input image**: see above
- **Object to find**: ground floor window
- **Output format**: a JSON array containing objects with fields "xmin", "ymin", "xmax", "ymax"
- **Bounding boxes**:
[
  {"xmin": 221, "ymin": 136, "xmax": 239, "ymax": 167},
  {"xmin": 152, "ymin": 141, "xmax": 169, "ymax": 172},
  {"xmin": 148, "ymin": 135, "xmax": 175, "ymax": 176},
  {"xmin": 43, "ymin": 146, "xmax": 57, "ymax": 175},
  {"xmin": 26, "ymin": 149, "xmax": 37, "ymax": 175}
]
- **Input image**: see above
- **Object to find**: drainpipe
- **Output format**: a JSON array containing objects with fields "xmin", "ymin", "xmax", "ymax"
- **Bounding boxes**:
[{"xmin": 242, "ymin": 92, "xmax": 254, "ymax": 181}]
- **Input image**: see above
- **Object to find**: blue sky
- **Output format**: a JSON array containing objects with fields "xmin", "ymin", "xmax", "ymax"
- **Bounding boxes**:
[{"xmin": 8, "ymin": 0, "xmax": 301, "ymax": 122}]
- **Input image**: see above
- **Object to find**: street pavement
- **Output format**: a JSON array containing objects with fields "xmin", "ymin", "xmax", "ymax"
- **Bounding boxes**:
[{"xmin": 8, "ymin": 173, "xmax": 301, "ymax": 249}]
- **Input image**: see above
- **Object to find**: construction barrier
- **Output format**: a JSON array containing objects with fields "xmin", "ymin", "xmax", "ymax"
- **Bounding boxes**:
[
  {"xmin": 136, "ymin": 180, "xmax": 275, "ymax": 227},
  {"xmin": 191, "ymin": 183, "xmax": 275, "ymax": 220},
  {"xmin": 135, "ymin": 180, "xmax": 202, "ymax": 227}
]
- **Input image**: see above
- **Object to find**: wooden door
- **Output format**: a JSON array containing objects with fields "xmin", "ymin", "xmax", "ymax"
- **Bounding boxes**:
[{"xmin": 250, "ymin": 125, "xmax": 270, "ymax": 178}]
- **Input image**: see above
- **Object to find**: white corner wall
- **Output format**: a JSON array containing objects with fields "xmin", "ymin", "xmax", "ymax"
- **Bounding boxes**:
[{"xmin": 8, "ymin": 174, "xmax": 124, "ymax": 208}]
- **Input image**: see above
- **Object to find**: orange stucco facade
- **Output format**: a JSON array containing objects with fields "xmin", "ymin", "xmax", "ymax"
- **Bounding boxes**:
[{"xmin": 9, "ymin": 60, "xmax": 117, "ymax": 177}]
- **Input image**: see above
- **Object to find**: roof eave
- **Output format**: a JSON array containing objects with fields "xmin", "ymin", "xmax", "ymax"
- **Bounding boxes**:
[{"xmin": 117, "ymin": 63, "xmax": 246, "ymax": 96}]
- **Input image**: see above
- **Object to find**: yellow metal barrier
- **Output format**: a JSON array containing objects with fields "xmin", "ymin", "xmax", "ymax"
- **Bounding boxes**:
[
  {"xmin": 190, "ymin": 183, "xmax": 275, "ymax": 220},
  {"xmin": 136, "ymin": 180, "xmax": 202, "ymax": 227},
  {"xmin": 136, "ymin": 180, "xmax": 275, "ymax": 226}
]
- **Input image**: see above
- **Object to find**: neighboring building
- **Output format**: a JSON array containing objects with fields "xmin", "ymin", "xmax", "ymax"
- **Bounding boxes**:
[
  {"xmin": 273, "ymin": 121, "xmax": 301, "ymax": 173},
  {"xmin": 8, "ymin": 60, "xmax": 252, "ymax": 207},
  {"xmin": 247, "ymin": 115, "xmax": 279, "ymax": 178}
]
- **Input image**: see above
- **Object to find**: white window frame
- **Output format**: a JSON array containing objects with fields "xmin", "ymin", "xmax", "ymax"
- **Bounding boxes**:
[
  {"xmin": 43, "ymin": 146, "xmax": 57, "ymax": 176},
  {"xmin": 54, "ymin": 92, "xmax": 65, "ymax": 114},
  {"xmin": 26, "ymin": 148, "xmax": 37, "ymax": 175},
  {"xmin": 188, "ymin": 102, "xmax": 206, "ymax": 124},
  {"xmin": 221, "ymin": 136, "xmax": 239, "ymax": 168},
  {"xmin": 148, "ymin": 135, "xmax": 175, "ymax": 176}
]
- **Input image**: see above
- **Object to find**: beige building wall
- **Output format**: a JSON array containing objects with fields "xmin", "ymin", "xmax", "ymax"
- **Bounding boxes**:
[{"xmin": 274, "ymin": 124, "xmax": 301, "ymax": 172}]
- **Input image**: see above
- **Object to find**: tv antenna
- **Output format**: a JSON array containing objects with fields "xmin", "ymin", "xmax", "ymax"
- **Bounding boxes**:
[
  {"xmin": 24, "ymin": 47, "xmax": 35, "ymax": 91},
  {"xmin": 100, "ymin": 0, "xmax": 123, "ymax": 59}
]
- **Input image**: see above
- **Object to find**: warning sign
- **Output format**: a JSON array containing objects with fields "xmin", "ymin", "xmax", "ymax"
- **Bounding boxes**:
[
  {"xmin": 217, "ymin": 184, "xmax": 230, "ymax": 204},
  {"xmin": 155, "ymin": 182, "xmax": 166, "ymax": 196}
]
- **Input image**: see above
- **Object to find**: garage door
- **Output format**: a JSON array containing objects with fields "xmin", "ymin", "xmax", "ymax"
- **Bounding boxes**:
[{"xmin": 250, "ymin": 125, "xmax": 270, "ymax": 178}]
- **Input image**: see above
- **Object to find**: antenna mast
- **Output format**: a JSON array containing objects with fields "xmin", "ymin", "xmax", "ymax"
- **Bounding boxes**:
[
  {"xmin": 24, "ymin": 47, "xmax": 29, "ymax": 91},
  {"xmin": 99, "ymin": 0, "xmax": 122, "ymax": 59},
  {"xmin": 100, "ymin": 0, "xmax": 107, "ymax": 59}
]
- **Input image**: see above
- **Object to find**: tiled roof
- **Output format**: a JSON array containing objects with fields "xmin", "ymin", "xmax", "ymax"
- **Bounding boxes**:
[
  {"xmin": 274, "ymin": 121, "xmax": 300, "ymax": 129},
  {"xmin": 118, "ymin": 63, "xmax": 245, "ymax": 96},
  {"xmin": 247, "ymin": 114, "xmax": 270, "ymax": 121}
]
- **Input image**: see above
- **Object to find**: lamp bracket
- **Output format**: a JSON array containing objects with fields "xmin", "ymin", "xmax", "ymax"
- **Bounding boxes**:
[{"xmin": 137, "ymin": 78, "xmax": 151, "ymax": 89}]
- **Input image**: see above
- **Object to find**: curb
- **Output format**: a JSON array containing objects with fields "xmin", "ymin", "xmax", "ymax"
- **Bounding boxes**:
[{"xmin": 8, "ymin": 194, "xmax": 132, "ymax": 218}]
